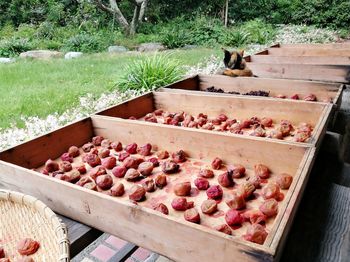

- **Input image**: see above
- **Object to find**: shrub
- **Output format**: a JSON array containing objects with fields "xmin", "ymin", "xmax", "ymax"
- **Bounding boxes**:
[
  {"xmin": 62, "ymin": 33, "xmax": 102, "ymax": 53},
  {"xmin": 240, "ymin": 19, "xmax": 277, "ymax": 45},
  {"xmin": 117, "ymin": 53, "xmax": 184, "ymax": 91},
  {"xmin": 0, "ymin": 37, "xmax": 33, "ymax": 57}
]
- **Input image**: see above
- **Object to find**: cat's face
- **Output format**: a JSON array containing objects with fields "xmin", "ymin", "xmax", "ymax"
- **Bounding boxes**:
[{"xmin": 223, "ymin": 49, "xmax": 245, "ymax": 69}]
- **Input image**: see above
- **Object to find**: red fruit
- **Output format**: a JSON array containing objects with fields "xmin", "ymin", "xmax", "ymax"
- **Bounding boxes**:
[
  {"xmin": 111, "ymin": 142, "xmax": 123, "ymax": 151},
  {"xmin": 182, "ymin": 115, "xmax": 194, "ymax": 127},
  {"xmin": 153, "ymin": 203, "xmax": 169, "ymax": 215},
  {"xmin": 197, "ymin": 117, "xmax": 207, "ymax": 127},
  {"xmin": 85, "ymin": 153, "xmax": 101, "ymax": 167},
  {"xmin": 218, "ymin": 171, "xmax": 233, "ymax": 187},
  {"xmin": 98, "ymin": 148, "xmax": 110, "ymax": 158},
  {"xmin": 125, "ymin": 168, "xmax": 141, "ymax": 181},
  {"xmin": 211, "ymin": 157, "xmax": 223, "ymax": 170},
  {"xmin": 188, "ymin": 121, "xmax": 198, "ymax": 128},
  {"xmin": 230, "ymin": 123, "xmax": 242, "ymax": 133},
  {"xmin": 41, "ymin": 169, "xmax": 49, "ymax": 175},
  {"xmin": 110, "ymin": 183, "xmax": 124, "ymax": 197},
  {"xmin": 171, "ymin": 197, "xmax": 191, "ymax": 211},
  {"xmin": 241, "ymin": 119, "xmax": 251, "ymax": 128},
  {"xmin": 88, "ymin": 166, "xmax": 107, "ymax": 180},
  {"xmin": 148, "ymin": 157, "xmax": 159, "ymax": 167},
  {"xmin": 194, "ymin": 177, "xmax": 210, "ymax": 190},
  {"xmin": 276, "ymin": 173, "xmax": 293, "ymax": 189},
  {"xmin": 197, "ymin": 113, "xmax": 208, "ymax": 119},
  {"xmin": 129, "ymin": 185, "xmax": 146, "ymax": 202},
  {"xmin": 217, "ymin": 113, "xmax": 228, "ymax": 122},
  {"xmin": 0, "ymin": 246, "xmax": 4, "ymax": 258},
  {"xmin": 198, "ymin": 168, "xmax": 214, "ymax": 178},
  {"xmin": 96, "ymin": 174, "xmax": 113, "ymax": 190},
  {"xmin": 206, "ymin": 185, "xmax": 223, "ymax": 199},
  {"xmin": 45, "ymin": 159, "xmax": 59, "ymax": 172},
  {"xmin": 61, "ymin": 170, "xmax": 81, "ymax": 183},
  {"xmin": 202, "ymin": 123, "xmax": 214, "ymax": 130},
  {"xmin": 154, "ymin": 109, "xmax": 164, "ymax": 116},
  {"xmin": 145, "ymin": 116, "xmax": 157, "ymax": 123},
  {"xmin": 161, "ymin": 160, "xmax": 180, "ymax": 174},
  {"xmin": 226, "ymin": 193, "xmax": 246, "ymax": 210},
  {"xmin": 83, "ymin": 182, "xmax": 97, "ymax": 191},
  {"xmin": 225, "ymin": 209, "xmax": 243, "ymax": 226},
  {"xmin": 184, "ymin": 208, "xmax": 200, "ymax": 223},
  {"xmin": 82, "ymin": 142, "xmax": 94, "ymax": 153},
  {"xmin": 92, "ymin": 136, "xmax": 104, "ymax": 146},
  {"xmin": 119, "ymin": 152, "xmax": 130, "ymax": 161},
  {"xmin": 237, "ymin": 182, "xmax": 255, "ymax": 199},
  {"xmin": 210, "ymin": 118, "xmax": 222, "ymax": 125},
  {"xmin": 260, "ymin": 199, "xmax": 278, "ymax": 217},
  {"xmin": 77, "ymin": 165, "xmax": 87, "ymax": 174},
  {"xmin": 290, "ymin": 94, "xmax": 299, "ymax": 100},
  {"xmin": 267, "ymin": 130, "xmax": 283, "ymax": 139},
  {"xmin": 123, "ymin": 156, "xmax": 140, "ymax": 169},
  {"xmin": 248, "ymin": 175, "xmax": 261, "ymax": 188},
  {"xmin": 138, "ymin": 143, "xmax": 152, "ymax": 156},
  {"xmin": 226, "ymin": 119, "xmax": 237, "ymax": 126},
  {"xmin": 250, "ymin": 117, "xmax": 261, "ymax": 125},
  {"xmin": 60, "ymin": 161, "xmax": 72, "ymax": 172},
  {"xmin": 244, "ymin": 224, "xmax": 268, "ymax": 245},
  {"xmin": 76, "ymin": 176, "xmax": 93, "ymax": 187},
  {"xmin": 112, "ymin": 165, "xmax": 127, "ymax": 178},
  {"xmin": 231, "ymin": 164, "xmax": 246, "ymax": 178},
  {"xmin": 201, "ymin": 199, "xmax": 217, "ymax": 214},
  {"xmin": 243, "ymin": 210, "xmax": 266, "ymax": 224},
  {"xmin": 138, "ymin": 161, "xmax": 154, "ymax": 176},
  {"xmin": 16, "ymin": 238, "xmax": 40, "ymax": 256},
  {"xmin": 304, "ymin": 94, "xmax": 317, "ymax": 101},
  {"xmin": 172, "ymin": 150, "xmax": 187, "ymax": 163},
  {"xmin": 254, "ymin": 164, "xmax": 270, "ymax": 179},
  {"xmin": 101, "ymin": 139, "xmax": 111, "ymax": 148},
  {"xmin": 142, "ymin": 178, "xmax": 156, "ymax": 192},
  {"xmin": 294, "ymin": 132, "xmax": 309, "ymax": 142},
  {"xmin": 102, "ymin": 156, "xmax": 117, "ymax": 169},
  {"xmin": 215, "ymin": 224, "xmax": 232, "ymax": 235},
  {"xmin": 125, "ymin": 143, "xmax": 138, "ymax": 154},
  {"xmin": 174, "ymin": 182, "xmax": 191, "ymax": 196},
  {"xmin": 156, "ymin": 150, "xmax": 169, "ymax": 159},
  {"xmin": 261, "ymin": 183, "xmax": 281, "ymax": 200},
  {"xmin": 276, "ymin": 94, "xmax": 286, "ymax": 99},
  {"xmin": 155, "ymin": 174, "xmax": 167, "ymax": 188},
  {"xmin": 261, "ymin": 117, "xmax": 273, "ymax": 127},
  {"xmin": 164, "ymin": 116, "xmax": 173, "ymax": 125},
  {"xmin": 61, "ymin": 152, "xmax": 73, "ymax": 163}
]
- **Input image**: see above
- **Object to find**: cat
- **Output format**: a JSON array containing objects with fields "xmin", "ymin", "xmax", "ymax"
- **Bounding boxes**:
[{"xmin": 221, "ymin": 48, "xmax": 253, "ymax": 77}]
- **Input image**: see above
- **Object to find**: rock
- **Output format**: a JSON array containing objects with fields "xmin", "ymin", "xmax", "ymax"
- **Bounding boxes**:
[
  {"xmin": 182, "ymin": 45, "xmax": 198, "ymax": 49},
  {"xmin": 0, "ymin": 57, "xmax": 15, "ymax": 64},
  {"xmin": 138, "ymin": 43, "xmax": 165, "ymax": 52},
  {"xmin": 108, "ymin": 46, "xmax": 128, "ymax": 53},
  {"xmin": 19, "ymin": 50, "xmax": 63, "ymax": 59},
  {"xmin": 64, "ymin": 52, "xmax": 83, "ymax": 59}
]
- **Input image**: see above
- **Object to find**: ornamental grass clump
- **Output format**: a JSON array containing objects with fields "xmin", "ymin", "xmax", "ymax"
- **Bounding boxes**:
[{"xmin": 117, "ymin": 53, "xmax": 184, "ymax": 91}]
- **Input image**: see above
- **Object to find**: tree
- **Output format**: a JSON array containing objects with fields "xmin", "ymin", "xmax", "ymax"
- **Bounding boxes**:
[{"xmin": 93, "ymin": 0, "xmax": 148, "ymax": 36}]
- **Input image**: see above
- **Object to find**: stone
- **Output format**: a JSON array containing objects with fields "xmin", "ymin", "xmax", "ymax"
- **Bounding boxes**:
[
  {"xmin": 64, "ymin": 52, "xmax": 83, "ymax": 59},
  {"xmin": 137, "ymin": 42, "xmax": 165, "ymax": 52},
  {"xmin": 0, "ymin": 57, "xmax": 15, "ymax": 64},
  {"xmin": 108, "ymin": 46, "xmax": 128, "ymax": 53},
  {"xmin": 19, "ymin": 50, "xmax": 63, "ymax": 59}
]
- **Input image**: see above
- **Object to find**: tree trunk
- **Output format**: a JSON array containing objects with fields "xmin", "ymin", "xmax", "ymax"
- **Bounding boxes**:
[
  {"xmin": 129, "ymin": 4, "xmax": 142, "ymax": 36},
  {"xmin": 224, "ymin": 0, "xmax": 229, "ymax": 27},
  {"xmin": 138, "ymin": 0, "xmax": 148, "ymax": 22}
]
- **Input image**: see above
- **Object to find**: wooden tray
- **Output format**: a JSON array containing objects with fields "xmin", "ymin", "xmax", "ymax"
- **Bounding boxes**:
[
  {"xmin": 97, "ymin": 90, "xmax": 333, "ymax": 146},
  {"xmin": 162, "ymin": 74, "xmax": 344, "ymax": 106},
  {"xmin": 270, "ymin": 43, "xmax": 350, "ymax": 49},
  {"xmin": 0, "ymin": 116, "xmax": 316, "ymax": 262}
]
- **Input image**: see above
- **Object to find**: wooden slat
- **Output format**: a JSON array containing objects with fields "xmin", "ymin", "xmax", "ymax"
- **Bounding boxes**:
[
  {"xmin": 276, "ymin": 43, "xmax": 350, "ymax": 49},
  {"xmin": 267, "ymin": 48, "xmax": 350, "ymax": 57},
  {"xmin": 248, "ymin": 55, "xmax": 350, "ymax": 65},
  {"xmin": 163, "ymin": 75, "xmax": 199, "ymax": 91},
  {"xmin": 247, "ymin": 63, "xmax": 350, "ymax": 83}
]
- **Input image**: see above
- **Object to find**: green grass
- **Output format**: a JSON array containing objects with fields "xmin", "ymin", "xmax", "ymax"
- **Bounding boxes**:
[{"xmin": 0, "ymin": 48, "xmax": 221, "ymax": 130}]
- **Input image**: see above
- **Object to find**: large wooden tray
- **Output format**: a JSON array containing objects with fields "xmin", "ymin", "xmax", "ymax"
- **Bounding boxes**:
[
  {"xmin": 97, "ymin": 90, "xmax": 333, "ymax": 146},
  {"xmin": 0, "ymin": 116, "xmax": 316, "ymax": 262}
]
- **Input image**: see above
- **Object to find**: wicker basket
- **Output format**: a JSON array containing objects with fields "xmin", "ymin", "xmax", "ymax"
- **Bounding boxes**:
[{"xmin": 0, "ymin": 190, "xmax": 70, "ymax": 261}]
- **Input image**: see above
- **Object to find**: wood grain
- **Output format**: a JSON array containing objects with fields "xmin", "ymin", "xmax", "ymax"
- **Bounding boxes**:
[
  {"xmin": 267, "ymin": 48, "xmax": 350, "ymax": 57},
  {"xmin": 247, "ymin": 55, "xmax": 350, "ymax": 65}
]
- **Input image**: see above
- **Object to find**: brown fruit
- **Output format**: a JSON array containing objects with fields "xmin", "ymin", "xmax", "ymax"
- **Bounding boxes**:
[
  {"xmin": 197, "ymin": 113, "xmax": 208, "ymax": 119},
  {"xmin": 241, "ymin": 119, "xmax": 251, "ymax": 128},
  {"xmin": 154, "ymin": 109, "xmax": 163, "ymax": 116},
  {"xmin": 155, "ymin": 174, "xmax": 167, "ymax": 188},
  {"xmin": 184, "ymin": 208, "xmax": 200, "ymax": 223},
  {"xmin": 102, "ymin": 156, "xmax": 117, "ymax": 169},
  {"xmin": 226, "ymin": 193, "xmax": 246, "ymax": 210},
  {"xmin": 148, "ymin": 157, "xmax": 159, "ymax": 167},
  {"xmin": 16, "ymin": 238, "xmax": 40, "ymax": 256},
  {"xmin": 197, "ymin": 117, "xmax": 207, "ymax": 127},
  {"xmin": 138, "ymin": 143, "xmax": 152, "ymax": 156},
  {"xmin": 101, "ymin": 139, "xmax": 111, "ymax": 148},
  {"xmin": 231, "ymin": 164, "xmax": 246, "ymax": 178},
  {"xmin": 83, "ymin": 182, "xmax": 97, "ymax": 191},
  {"xmin": 244, "ymin": 224, "xmax": 268, "ymax": 245},
  {"xmin": 0, "ymin": 246, "xmax": 5, "ymax": 258},
  {"xmin": 194, "ymin": 177, "xmax": 209, "ymax": 190},
  {"xmin": 45, "ymin": 159, "xmax": 59, "ymax": 172},
  {"xmin": 60, "ymin": 161, "xmax": 72, "ymax": 172},
  {"xmin": 261, "ymin": 117, "xmax": 273, "ymax": 127},
  {"xmin": 218, "ymin": 171, "xmax": 234, "ymax": 187},
  {"xmin": 201, "ymin": 199, "xmax": 217, "ymax": 214},
  {"xmin": 217, "ymin": 113, "xmax": 228, "ymax": 122},
  {"xmin": 110, "ymin": 183, "xmax": 125, "ymax": 197},
  {"xmin": 198, "ymin": 168, "xmax": 214, "ymax": 178},
  {"xmin": 61, "ymin": 152, "xmax": 73, "ymax": 163},
  {"xmin": 61, "ymin": 170, "xmax": 81, "ymax": 183},
  {"xmin": 96, "ymin": 174, "xmax": 113, "ymax": 190},
  {"xmin": 82, "ymin": 142, "xmax": 94, "ymax": 152},
  {"xmin": 161, "ymin": 160, "xmax": 180, "ymax": 174},
  {"xmin": 254, "ymin": 164, "xmax": 270, "ymax": 179},
  {"xmin": 206, "ymin": 185, "xmax": 223, "ymax": 199},
  {"xmin": 88, "ymin": 166, "xmax": 106, "ymax": 180},
  {"xmin": 77, "ymin": 165, "xmax": 87, "ymax": 174},
  {"xmin": 210, "ymin": 118, "xmax": 222, "ymax": 125},
  {"xmin": 211, "ymin": 157, "xmax": 223, "ymax": 170},
  {"xmin": 129, "ymin": 185, "xmax": 146, "ymax": 201},
  {"xmin": 85, "ymin": 153, "xmax": 101, "ymax": 167},
  {"xmin": 247, "ymin": 175, "xmax": 261, "ymax": 188},
  {"xmin": 172, "ymin": 150, "xmax": 187, "ymax": 163},
  {"xmin": 225, "ymin": 209, "xmax": 243, "ymax": 226},
  {"xmin": 142, "ymin": 178, "xmax": 156, "ymax": 192},
  {"xmin": 118, "ymin": 152, "xmax": 130, "ymax": 161},
  {"xmin": 276, "ymin": 173, "xmax": 293, "ymax": 189},
  {"xmin": 125, "ymin": 143, "xmax": 138, "ymax": 154},
  {"xmin": 242, "ymin": 210, "xmax": 266, "ymax": 224},
  {"xmin": 215, "ymin": 224, "xmax": 232, "ymax": 235},
  {"xmin": 237, "ymin": 182, "xmax": 255, "ymax": 199},
  {"xmin": 92, "ymin": 136, "xmax": 104, "ymax": 146},
  {"xmin": 171, "ymin": 197, "xmax": 192, "ymax": 211},
  {"xmin": 112, "ymin": 166, "xmax": 127, "ymax": 178},
  {"xmin": 111, "ymin": 141, "xmax": 123, "ymax": 151},
  {"xmin": 251, "ymin": 125, "xmax": 266, "ymax": 137},
  {"xmin": 261, "ymin": 183, "xmax": 280, "ymax": 200},
  {"xmin": 174, "ymin": 182, "xmax": 191, "ymax": 196},
  {"xmin": 304, "ymin": 94, "xmax": 317, "ymax": 101},
  {"xmin": 138, "ymin": 162, "xmax": 154, "ymax": 176},
  {"xmin": 123, "ymin": 156, "xmax": 140, "ymax": 169},
  {"xmin": 156, "ymin": 150, "xmax": 169, "ymax": 159},
  {"xmin": 267, "ymin": 130, "xmax": 283, "ymax": 140},
  {"xmin": 202, "ymin": 123, "xmax": 214, "ymax": 130},
  {"xmin": 294, "ymin": 132, "xmax": 309, "ymax": 142},
  {"xmin": 230, "ymin": 123, "xmax": 242, "ymax": 133},
  {"xmin": 76, "ymin": 176, "xmax": 93, "ymax": 187},
  {"xmin": 125, "ymin": 168, "xmax": 141, "ymax": 181},
  {"xmin": 290, "ymin": 94, "xmax": 299, "ymax": 100},
  {"xmin": 259, "ymin": 199, "xmax": 278, "ymax": 217},
  {"xmin": 153, "ymin": 203, "xmax": 169, "ymax": 215},
  {"xmin": 98, "ymin": 148, "xmax": 110, "ymax": 159}
]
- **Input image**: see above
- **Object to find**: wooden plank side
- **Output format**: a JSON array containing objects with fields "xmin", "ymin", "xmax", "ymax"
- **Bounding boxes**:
[
  {"xmin": 0, "ymin": 118, "xmax": 93, "ymax": 169},
  {"xmin": 162, "ymin": 75, "xmax": 199, "ymax": 91},
  {"xmin": 276, "ymin": 43, "xmax": 350, "ymax": 49},
  {"xmin": 247, "ymin": 63, "xmax": 350, "ymax": 83},
  {"xmin": 267, "ymin": 48, "xmax": 350, "ymax": 57},
  {"xmin": 248, "ymin": 55, "xmax": 350, "ymax": 65}
]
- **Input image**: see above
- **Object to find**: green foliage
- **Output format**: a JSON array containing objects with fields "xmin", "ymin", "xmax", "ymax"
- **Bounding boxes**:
[
  {"xmin": 240, "ymin": 19, "xmax": 276, "ymax": 45},
  {"xmin": 117, "ymin": 53, "xmax": 184, "ymax": 91},
  {"xmin": 0, "ymin": 37, "xmax": 33, "ymax": 57},
  {"xmin": 62, "ymin": 33, "xmax": 103, "ymax": 53}
]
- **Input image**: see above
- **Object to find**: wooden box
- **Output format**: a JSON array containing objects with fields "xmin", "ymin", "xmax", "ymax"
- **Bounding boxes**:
[
  {"xmin": 97, "ymin": 90, "xmax": 333, "ymax": 146},
  {"xmin": 0, "ymin": 116, "xmax": 316, "ymax": 261}
]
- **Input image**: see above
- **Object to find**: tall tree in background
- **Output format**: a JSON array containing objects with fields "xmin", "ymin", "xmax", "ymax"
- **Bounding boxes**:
[{"xmin": 93, "ymin": 0, "xmax": 148, "ymax": 36}]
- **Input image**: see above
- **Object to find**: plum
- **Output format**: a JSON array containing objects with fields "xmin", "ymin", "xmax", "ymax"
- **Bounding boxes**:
[
  {"xmin": 102, "ymin": 156, "xmax": 117, "ymax": 169},
  {"xmin": 77, "ymin": 165, "xmax": 87, "ymax": 174},
  {"xmin": 290, "ymin": 94, "xmax": 299, "ymax": 100},
  {"xmin": 153, "ymin": 203, "xmax": 169, "ymax": 215},
  {"xmin": 259, "ymin": 199, "xmax": 278, "ymax": 217},
  {"xmin": 217, "ymin": 114, "xmax": 228, "ymax": 122},
  {"xmin": 88, "ymin": 166, "xmax": 107, "ymax": 180},
  {"xmin": 82, "ymin": 142, "xmax": 94, "ymax": 152},
  {"xmin": 110, "ymin": 183, "xmax": 125, "ymax": 197},
  {"xmin": 171, "ymin": 197, "xmax": 192, "ymax": 211},
  {"xmin": 61, "ymin": 152, "xmax": 73, "ymax": 163},
  {"xmin": 101, "ymin": 139, "xmax": 111, "ymax": 148},
  {"xmin": 243, "ymin": 210, "xmax": 266, "ymax": 224},
  {"xmin": 98, "ymin": 148, "xmax": 110, "ymax": 158},
  {"xmin": 45, "ymin": 159, "xmax": 59, "ymax": 172},
  {"xmin": 241, "ymin": 119, "xmax": 251, "ymax": 128},
  {"xmin": 155, "ymin": 174, "xmax": 167, "ymax": 188},
  {"xmin": 85, "ymin": 153, "xmax": 101, "ymax": 167},
  {"xmin": 129, "ymin": 185, "xmax": 146, "ymax": 202},
  {"xmin": 244, "ymin": 224, "xmax": 268, "ymax": 245},
  {"xmin": 138, "ymin": 143, "xmax": 152, "ymax": 156},
  {"xmin": 112, "ymin": 165, "xmax": 127, "ymax": 178},
  {"xmin": 111, "ymin": 142, "xmax": 123, "ymax": 151},
  {"xmin": 61, "ymin": 170, "xmax": 80, "ymax": 183},
  {"xmin": 237, "ymin": 182, "xmax": 255, "ymax": 199},
  {"xmin": 174, "ymin": 182, "xmax": 191, "ymax": 196},
  {"xmin": 194, "ymin": 177, "xmax": 209, "ymax": 190},
  {"xmin": 215, "ymin": 224, "xmax": 232, "ymax": 235},
  {"xmin": 16, "ymin": 238, "xmax": 40, "ymax": 256},
  {"xmin": 226, "ymin": 193, "xmax": 246, "ymax": 210},
  {"xmin": 142, "ymin": 178, "xmax": 156, "ymax": 192},
  {"xmin": 225, "ymin": 209, "xmax": 243, "ymax": 226},
  {"xmin": 261, "ymin": 117, "xmax": 273, "ymax": 127},
  {"xmin": 138, "ymin": 162, "xmax": 154, "ymax": 176},
  {"xmin": 211, "ymin": 157, "xmax": 223, "ymax": 170},
  {"xmin": 161, "ymin": 160, "xmax": 179, "ymax": 174},
  {"xmin": 172, "ymin": 150, "xmax": 187, "ymax": 163},
  {"xmin": 60, "ymin": 161, "xmax": 72, "ymax": 172},
  {"xmin": 198, "ymin": 168, "xmax": 214, "ymax": 178},
  {"xmin": 304, "ymin": 94, "xmax": 317, "ymax": 101},
  {"xmin": 96, "ymin": 174, "xmax": 113, "ymax": 190},
  {"xmin": 197, "ymin": 113, "xmax": 208, "ymax": 119},
  {"xmin": 156, "ymin": 150, "xmax": 169, "ymax": 159},
  {"xmin": 148, "ymin": 157, "xmax": 159, "ymax": 167},
  {"xmin": 92, "ymin": 136, "xmax": 104, "ymax": 146},
  {"xmin": 118, "ymin": 152, "xmax": 130, "ymax": 162},
  {"xmin": 206, "ymin": 185, "xmax": 223, "ymax": 199},
  {"xmin": 261, "ymin": 183, "xmax": 281, "ymax": 200},
  {"xmin": 218, "ymin": 171, "xmax": 234, "ymax": 187},
  {"xmin": 210, "ymin": 118, "xmax": 222, "ymax": 125},
  {"xmin": 125, "ymin": 168, "xmax": 141, "ymax": 181},
  {"xmin": 201, "ymin": 199, "xmax": 217, "ymax": 214},
  {"xmin": 125, "ymin": 143, "xmax": 138, "ymax": 154},
  {"xmin": 230, "ymin": 164, "xmax": 246, "ymax": 178},
  {"xmin": 123, "ymin": 156, "xmax": 141, "ymax": 169},
  {"xmin": 184, "ymin": 208, "xmax": 200, "ymax": 223},
  {"xmin": 254, "ymin": 164, "xmax": 270, "ymax": 179},
  {"xmin": 276, "ymin": 173, "xmax": 293, "ymax": 189}
]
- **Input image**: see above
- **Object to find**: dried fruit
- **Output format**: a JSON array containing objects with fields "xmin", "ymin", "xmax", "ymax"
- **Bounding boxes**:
[
  {"xmin": 129, "ymin": 185, "xmax": 146, "ymax": 202},
  {"xmin": 202, "ymin": 123, "xmax": 214, "ymax": 130},
  {"xmin": 259, "ymin": 199, "xmax": 278, "ymax": 217},
  {"xmin": 61, "ymin": 170, "xmax": 81, "ymax": 183},
  {"xmin": 138, "ymin": 143, "xmax": 152, "ymax": 156},
  {"xmin": 211, "ymin": 157, "xmax": 223, "ymax": 170},
  {"xmin": 194, "ymin": 177, "xmax": 209, "ymax": 190},
  {"xmin": 290, "ymin": 94, "xmax": 299, "ymax": 100},
  {"xmin": 60, "ymin": 161, "xmax": 72, "ymax": 172},
  {"xmin": 98, "ymin": 148, "xmax": 110, "ymax": 158},
  {"xmin": 230, "ymin": 123, "xmax": 242, "ymax": 133},
  {"xmin": 251, "ymin": 125, "xmax": 266, "ymax": 137},
  {"xmin": 16, "ymin": 238, "xmax": 40, "ymax": 255},
  {"xmin": 111, "ymin": 142, "xmax": 123, "ymax": 151},
  {"xmin": 161, "ymin": 160, "xmax": 180, "ymax": 174},
  {"xmin": 244, "ymin": 224, "xmax": 268, "ymax": 245},
  {"xmin": 231, "ymin": 164, "xmax": 246, "ymax": 178},
  {"xmin": 172, "ymin": 150, "xmax": 187, "ymax": 163},
  {"xmin": 15, "ymin": 256, "xmax": 34, "ymax": 262},
  {"xmin": 92, "ymin": 136, "xmax": 104, "ymax": 146},
  {"xmin": 184, "ymin": 208, "xmax": 200, "ymax": 223},
  {"xmin": 174, "ymin": 182, "xmax": 191, "ymax": 196},
  {"xmin": 85, "ymin": 153, "xmax": 101, "ymax": 167},
  {"xmin": 96, "ymin": 174, "xmax": 113, "ymax": 190},
  {"xmin": 118, "ymin": 152, "xmax": 130, "ymax": 161},
  {"xmin": 82, "ymin": 142, "xmax": 94, "ymax": 152},
  {"xmin": 225, "ymin": 209, "xmax": 243, "ymax": 226},
  {"xmin": 206, "ymin": 185, "xmax": 223, "ymax": 199},
  {"xmin": 45, "ymin": 159, "xmax": 59, "ymax": 172},
  {"xmin": 261, "ymin": 183, "xmax": 280, "ymax": 200},
  {"xmin": 0, "ymin": 246, "xmax": 5, "ymax": 258},
  {"xmin": 125, "ymin": 168, "xmax": 141, "ymax": 181},
  {"xmin": 241, "ymin": 119, "xmax": 251, "ymax": 128},
  {"xmin": 217, "ymin": 114, "xmax": 228, "ymax": 122},
  {"xmin": 138, "ymin": 162, "xmax": 154, "ymax": 176},
  {"xmin": 102, "ymin": 156, "xmax": 117, "ymax": 169},
  {"xmin": 154, "ymin": 109, "xmax": 163, "ymax": 116},
  {"xmin": 155, "ymin": 174, "xmax": 167, "ymax": 188},
  {"xmin": 77, "ymin": 165, "xmax": 87, "ymax": 174},
  {"xmin": 148, "ymin": 157, "xmax": 159, "ymax": 167},
  {"xmin": 248, "ymin": 175, "xmax": 261, "ymax": 188},
  {"xmin": 237, "ymin": 182, "xmax": 255, "ymax": 199},
  {"xmin": 125, "ymin": 143, "xmax": 138, "ymax": 154},
  {"xmin": 83, "ymin": 182, "xmax": 97, "ymax": 191},
  {"xmin": 226, "ymin": 193, "xmax": 246, "ymax": 210},
  {"xmin": 267, "ymin": 130, "xmax": 283, "ymax": 139},
  {"xmin": 218, "ymin": 171, "xmax": 234, "ymax": 187},
  {"xmin": 171, "ymin": 197, "xmax": 192, "ymax": 211},
  {"xmin": 276, "ymin": 173, "xmax": 293, "ymax": 189},
  {"xmin": 88, "ymin": 166, "xmax": 107, "ymax": 180},
  {"xmin": 153, "ymin": 203, "xmax": 169, "ymax": 215},
  {"xmin": 112, "ymin": 166, "xmax": 127, "ymax": 178},
  {"xmin": 261, "ymin": 117, "xmax": 273, "ymax": 127},
  {"xmin": 294, "ymin": 132, "xmax": 309, "ymax": 142},
  {"xmin": 61, "ymin": 152, "xmax": 73, "ymax": 163},
  {"xmin": 201, "ymin": 199, "xmax": 217, "ymax": 214},
  {"xmin": 76, "ymin": 176, "xmax": 93, "ymax": 187},
  {"xmin": 304, "ymin": 94, "xmax": 317, "ymax": 101},
  {"xmin": 110, "ymin": 183, "xmax": 125, "ymax": 197},
  {"xmin": 243, "ymin": 210, "xmax": 266, "ymax": 224},
  {"xmin": 215, "ymin": 224, "xmax": 232, "ymax": 235},
  {"xmin": 254, "ymin": 164, "xmax": 270, "ymax": 179},
  {"xmin": 142, "ymin": 179, "xmax": 156, "ymax": 192},
  {"xmin": 156, "ymin": 150, "xmax": 169, "ymax": 159},
  {"xmin": 198, "ymin": 168, "xmax": 214, "ymax": 178}
]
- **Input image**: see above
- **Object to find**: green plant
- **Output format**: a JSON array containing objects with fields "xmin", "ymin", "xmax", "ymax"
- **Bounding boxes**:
[
  {"xmin": 62, "ymin": 33, "xmax": 102, "ymax": 52},
  {"xmin": 240, "ymin": 19, "xmax": 276, "ymax": 45},
  {"xmin": 117, "ymin": 53, "xmax": 184, "ymax": 91},
  {"xmin": 0, "ymin": 37, "xmax": 33, "ymax": 57}
]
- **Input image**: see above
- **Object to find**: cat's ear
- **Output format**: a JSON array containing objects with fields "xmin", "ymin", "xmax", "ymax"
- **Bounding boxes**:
[
  {"xmin": 239, "ymin": 49, "xmax": 245, "ymax": 57},
  {"xmin": 222, "ymin": 47, "xmax": 230, "ymax": 54}
]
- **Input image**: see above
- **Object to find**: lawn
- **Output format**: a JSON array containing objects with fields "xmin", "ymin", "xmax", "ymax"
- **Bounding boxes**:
[{"xmin": 0, "ymin": 48, "xmax": 221, "ymax": 130}]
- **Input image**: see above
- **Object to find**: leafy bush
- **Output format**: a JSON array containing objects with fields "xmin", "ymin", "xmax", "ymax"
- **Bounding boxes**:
[
  {"xmin": 62, "ymin": 33, "xmax": 102, "ymax": 53},
  {"xmin": 117, "ymin": 53, "xmax": 184, "ymax": 91},
  {"xmin": 240, "ymin": 19, "xmax": 276, "ymax": 45},
  {"xmin": 0, "ymin": 37, "xmax": 33, "ymax": 57}
]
